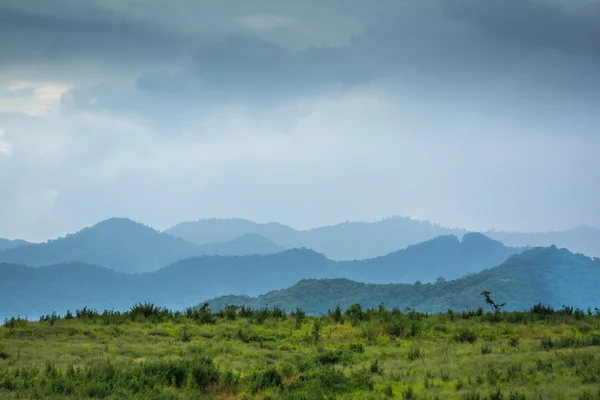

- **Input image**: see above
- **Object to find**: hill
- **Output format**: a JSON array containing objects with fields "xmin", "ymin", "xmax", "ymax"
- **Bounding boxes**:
[
  {"xmin": 484, "ymin": 225, "xmax": 600, "ymax": 258},
  {"xmin": 0, "ymin": 218, "xmax": 282, "ymax": 273},
  {"xmin": 166, "ymin": 217, "xmax": 600, "ymax": 259},
  {"xmin": 166, "ymin": 217, "xmax": 465, "ymax": 260},
  {"xmin": 207, "ymin": 246, "xmax": 600, "ymax": 314},
  {"xmin": 0, "ymin": 238, "xmax": 30, "ymax": 252},
  {"xmin": 0, "ymin": 249, "xmax": 335, "ymax": 319},
  {"xmin": 341, "ymin": 232, "xmax": 522, "ymax": 283},
  {"xmin": 1, "ymin": 243, "xmax": 597, "ymax": 319}
]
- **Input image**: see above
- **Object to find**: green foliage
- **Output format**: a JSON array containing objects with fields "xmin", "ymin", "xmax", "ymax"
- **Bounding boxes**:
[
  {"xmin": 456, "ymin": 327, "xmax": 478, "ymax": 344},
  {"xmin": 1, "ymin": 302, "xmax": 600, "ymax": 399}
]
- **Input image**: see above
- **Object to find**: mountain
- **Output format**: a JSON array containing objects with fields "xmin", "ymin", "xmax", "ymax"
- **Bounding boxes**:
[
  {"xmin": 0, "ymin": 249, "xmax": 335, "ymax": 319},
  {"xmin": 207, "ymin": 246, "xmax": 600, "ymax": 314},
  {"xmin": 0, "ymin": 238, "xmax": 30, "ymax": 252},
  {"xmin": 0, "ymin": 262, "xmax": 136, "ymax": 319},
  {"xmin": 340, "ymin": 232, "xmax": 523, "ymax": 283},
  {"xmin": 484, "ymin": 226, "xmax": 600, "ymax": 259},
  {"xmin": 0, "ymin": 218, "xmax": 282, "ymax": 273},
  {"xmin": 166, "ymin": 218, "xmax": 297, "ymax": 246},
  {"xmin": 166, "ymin": 217, "xmax": 465, "ymax": 260},
  {"xmin": 0, "ymin": 235, "xmax": 568, "ymax": 319},
  {"xmin": 166, "ymin": 217, "xmax": 600, "ymax": 260},
  {"xmin": 203, "ymin": 233, "xmax": 283, "ymax": 256}
]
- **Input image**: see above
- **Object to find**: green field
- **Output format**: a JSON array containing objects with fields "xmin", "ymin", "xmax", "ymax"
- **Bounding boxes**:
[{"xmin": 1, "ymin": 303, "xmax": 600, "ymax": 399}]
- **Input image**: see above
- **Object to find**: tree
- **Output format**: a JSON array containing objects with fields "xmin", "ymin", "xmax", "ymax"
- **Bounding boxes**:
[{"xmin": 480, "ymin": 291, "xmax": 506, "ymax": 313}]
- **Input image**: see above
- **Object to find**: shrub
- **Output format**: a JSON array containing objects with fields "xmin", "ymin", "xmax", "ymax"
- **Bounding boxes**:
[
  {"xmin": 346, "ymin": 303, "xmax": 366, "ymax": 325},
  {"xmin": 348, "ymin": 343, "xmax": 365, "ymax": 353},
  {"xmin": 407, "ymin": 346, "xmax": 423, "ymax": 362},
  {"xmin": 329, "ymin": 304, "xmax": 344, "ymax": 324},
  {"xmin": 540, "ymin": 337, "xmax": 554, "ymax": 351},
  {"xmin": 456, "ymin": 328, "xmax": 478, "ymax": 344},
  {"xmin": 481, "ymin": 344, "xmax": 492, "ymax": 355},
  {"xmin": 403, "ymin": 386, "xmax": 415, "ymax": 399},
  {"xmin": 247, "ymin": 367, "xmax": 283, "ymax": 394},
  {"xmin": 292, "ymin": 308, "xmax": 306, "ymax": 329},
  {"xmin": 351, "ymin": 367, "xmax": 374, "ymax": 390},
  {"xmin": 312, "ymin": 320, "xmax": 322, "ymax": 342},
  {"xmin": 369, "ymin": 359, "xmax": 383, "ymax": 375}
]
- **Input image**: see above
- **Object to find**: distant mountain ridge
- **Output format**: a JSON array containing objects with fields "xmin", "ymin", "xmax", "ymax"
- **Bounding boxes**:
[
  {"xmin": 0, "ymin": 218, "xmax": 282, "ymax": 273},
  {"xmin": 207, "ymin": 246, "xmax": 600, "ymax": 314},
  {"xmin": 341, "ymin": 232, "xmax": 524, "ymax": 283},
  {"xmin": 165, "ymin": 217, "xmax": 600, "ymax": 259},
  {"xmin": 0, "ymin": 233, "xmax": 535, "ymax": 318},
  {"xmin": 0, "ymin": 238, "xmax": 30, "ymax": 252},
  {"xmin": 1, "ymin": 246, "xmax": 597, "ymax": 319}
]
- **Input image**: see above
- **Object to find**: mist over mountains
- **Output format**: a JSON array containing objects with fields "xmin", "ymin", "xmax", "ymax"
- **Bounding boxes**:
[
  {"xmin": 166, "ymin": 217, "xmax": 600, "ymax": 259},
  {"xmin": 0, "ymin": 238, "xmax": 30, "ymax": 252},
  {"xmin": 0, "ymin": 230, "xmax": 520, "ymax": 316},
  {"xmin": 208, "ymin": 246, "xmax": 600, "ymax": 314},
  {"xmin": 1, "ymin": 215, "xmax": 599, "ymax": 319},
  {"xmin": 0, "ymin": 218, "xmax": 282, "ymax": 273},
  {"xmin": 2, "ymin": 245, "xmax": 598, "ymax": 320}
]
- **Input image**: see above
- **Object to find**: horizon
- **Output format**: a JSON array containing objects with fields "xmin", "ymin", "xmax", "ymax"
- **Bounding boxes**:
[{"xmin": 3, "ymin": 214, "xmax": 598, "ymax": 244}]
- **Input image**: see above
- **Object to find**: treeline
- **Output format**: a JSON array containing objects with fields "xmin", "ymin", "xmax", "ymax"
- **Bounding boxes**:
[{"xmin": 5, "ymin": 301, "xmax": 600, "ymax": 329}]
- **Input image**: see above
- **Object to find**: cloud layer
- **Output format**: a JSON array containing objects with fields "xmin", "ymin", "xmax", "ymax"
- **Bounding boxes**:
[{"xmin": 0, "ymin": 0, "xmax": 599, "ymax": 241}]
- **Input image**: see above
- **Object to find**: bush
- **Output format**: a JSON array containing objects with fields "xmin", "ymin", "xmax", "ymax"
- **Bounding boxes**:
[
  {"xmin": 407, "ymin": 346, "xmax": 423, "ymax": 362},
  {"xmin": 456, "ymin": 328, "xmax": 478, "ymax": 344},
  {"xmin": 247, "ymin": 367, "xmax": 283, "ymax": 394},
  {"xmin": 346, "ymin": 304, "xmax": 366, "ymax": 325},
  {"xmin": 351, "ymin": 367, "xmax": 374, "ymax": 390},
  {"xmin": 481, "ymin": 344, "xmax": 492, "ymax": 355},
  {"xmin": 403, "ymin": 386, "xmax": 415, "ymax": 399},
  {"xmin": 329, "ymin": 304, "xmax": 344, "ymax": 324},
  {"xmin": 348, "ymin": 343, "xmax": 365, "ymax": 353}
]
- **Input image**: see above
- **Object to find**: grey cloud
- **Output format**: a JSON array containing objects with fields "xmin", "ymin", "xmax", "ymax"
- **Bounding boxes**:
[
  {"xmin": 1, "ymin": 0, "xmax": 599, "ymax": 241},
  {"xmin": 441, "ymin": 0, "xmax": 600, "ymax": 58}
]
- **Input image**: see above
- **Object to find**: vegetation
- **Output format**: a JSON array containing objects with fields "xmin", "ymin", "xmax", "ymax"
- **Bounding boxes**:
[
  {"xmin": 2, "ymin": 245, "xmax": 599, "ymax": 320},
  {"xmin": 2, "ymin": 302, "xmax": 600, "ymax": 399},
  {"xmin": 208, "ymin": 246, "xmax": 600, "ymax": 314}
]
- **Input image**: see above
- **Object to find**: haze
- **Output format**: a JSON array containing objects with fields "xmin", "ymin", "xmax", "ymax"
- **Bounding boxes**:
[{"xmin": 1, "ymin": 0, "xmax": 599, "ymax": 242}]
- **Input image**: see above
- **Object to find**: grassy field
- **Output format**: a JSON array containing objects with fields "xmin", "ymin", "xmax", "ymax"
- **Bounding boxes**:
[{"xmin": 1, "ymin": 303, "xmax": 600, "ymax": 399}]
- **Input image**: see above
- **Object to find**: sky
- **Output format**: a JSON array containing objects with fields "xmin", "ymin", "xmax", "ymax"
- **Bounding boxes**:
[{"xmin": 0, "ymin": 0, "xmax": 599, "ymax": 242}]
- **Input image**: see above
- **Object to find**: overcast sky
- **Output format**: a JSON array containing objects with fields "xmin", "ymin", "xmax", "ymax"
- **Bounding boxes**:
[{"xmin": 1, "ymin": 0, "xmax": 599, "ymax": 241}]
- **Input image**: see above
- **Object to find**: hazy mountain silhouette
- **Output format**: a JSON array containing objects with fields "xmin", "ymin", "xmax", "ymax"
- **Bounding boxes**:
[
  {"xmin": 207, "ymin": 246, "xmax": 600, "ymax": 314},
  {"xmin": 166, "ymin": 217, "xmax": 600, "ymax": 259},
  {"xmin": 0, "ymin": 238, "xmax": 30, "ymax": 252},
  {"xmin": 0, "ymin": 218, "xmax": 282, "ymax": 273},
  {"xmin": 0, "ymin": 236, "xmax": 582, "ymax": 319},
  {"xmin": 166, "ymin": 217, "xmax": 465, "ymax": 260},
  {"xmin": 484, "ymin": 226, "xmax": 600, "ymax": 258},
  {"xmin": 166, "ymin": 218, "xmax": 297, "ymax": 245},
  {"xmin": 0, "ymin": 249, "xmax": 334, "ymax": 318},
  {"xmin": 341, "ymin": 232, "xmax": 523, "ymax": 283}
]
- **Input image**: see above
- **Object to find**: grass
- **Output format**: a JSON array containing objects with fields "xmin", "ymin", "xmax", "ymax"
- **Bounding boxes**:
[{"xmin": 1, "ymin": 303, "xmax": 600, "ymax": 399}]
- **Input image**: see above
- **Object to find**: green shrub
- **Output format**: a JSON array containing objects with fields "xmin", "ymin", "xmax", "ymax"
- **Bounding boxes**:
[
  {"xmin": 407, "ymin": 346, "xmax": 423, "ymax": 362},
  {"xmin": 456, "ymin": 328, "xmax": 478, "ymax": 344},
  {"xmin": 247, "ymin": 367, "xmax": 283, "ymax": 394}
]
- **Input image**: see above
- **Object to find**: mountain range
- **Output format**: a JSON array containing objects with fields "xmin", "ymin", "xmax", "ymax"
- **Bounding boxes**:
[
  {"xmin": 207, "ymin": 246, "xmax": 600, "ymax": 314},
  {"xmin": 1, "ymin": 235, "xmax": 595, "ymax": 319},
  {"xmin": 0, "ymin": 218, "xmax": 282, "ymax": 273},
  {"xmin": 0, "ymin": 238, "xmax": 30, "ymax": 252},
  {"xmin": 166, "ymin": 217, "xmax": 600, "ymax": 259}
]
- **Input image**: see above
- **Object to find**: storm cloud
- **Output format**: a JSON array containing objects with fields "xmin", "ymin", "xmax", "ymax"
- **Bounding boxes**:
[{"xmin": 0, "ymin": 0, "xmax": 598, "ymax": 241}]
